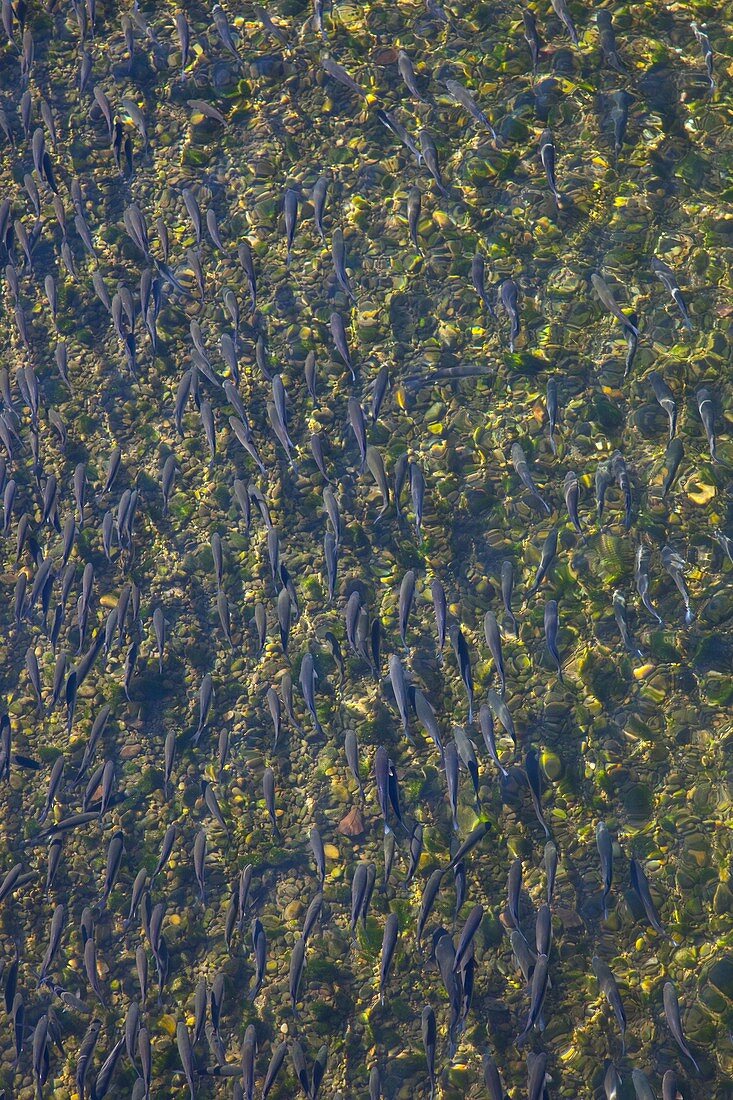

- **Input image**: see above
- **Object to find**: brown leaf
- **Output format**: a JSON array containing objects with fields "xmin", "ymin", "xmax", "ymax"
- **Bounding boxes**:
[{"xmin": 338, "ymin": 806, "xmax": 364, "ymax": 837}]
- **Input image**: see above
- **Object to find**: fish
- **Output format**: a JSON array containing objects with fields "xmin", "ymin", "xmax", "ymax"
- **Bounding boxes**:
[
  {"xmin": 419, "ymin": 129, "xmax": 449, "ymax": 198},
  {"xmin": 445, "ymin": 79, "xmax": 497, "ymax": 141},
  {"xmin": 544, "ymin": 599, "xmax": 563, "ymax": 681},
  {"xmin": 696, "ymin": 387, "xmax": 717, "ymax": 462},
  {"xmin": 529, "ymin": 527, "xmax": 558, "ymax": 595},
  {"xmin": 421, "ymin": 1006, "xmax": 437, "ymax": 1099},
  {"xmin": 404, "ymin": 185, "xmax": 422, "ymax": 254},
  {"xmin": 551, "ymin": 0, "xmax": 579, "ymax": 45},
  {"xmin": 591, "ymin": 273, "xmax": 640, "ymax": 337},
  {"xmin": 630, "ymin": 858, "xmax": 667, "ymax": 936},
  {"xmin": 523, "ymin": 10, "xmax": 542, "ymax": 69},
  {"xmin": 563, "ymin": 471, "xmax": 582, "ymax": 534},
  {"xmin": 651, "ymin": 257, "xmax": 692, "ymax": 330},
  {"xmin": 663, "ymin": 980, "xmax": 700, "ymax": 1072},
  {"xmin": 471, "ymin": 253, "xmax": 496, "ymax": 319},
  {"xmin": 397, "ymin": 49, "xmax": 427, "ymax": 104},
  {"xmin": 511, "ymin": 442, "xmax": 550, "ymax": 514},
  {"xmin": 592, "ymin": 956, "xmax": 627, "ymax": 1054},
  {"xmin": 596, "ymin": 10, "xmax": 625, "ymax": 72},
  {"xmin": 539, "ymin": 128, "xmax": 561, "ymax": 206},
  {"xmin": 613, "ymin": 590, "xmax": 642, "ymax": 658},
  {"xmin": 661, "ymin": 544, "xmax": 694, "ymax": 625},
  {"xmin": 691, "ymin": 21, "xmax": 715, "ymax": 91},
  {"xmin": 500, "ymin": 279, "xmax": 521, "ymax": 352},
  {"xmin": 483, "ymin": 610, "xmax": 506, "ymax": 695},
  {"xmin": 607, "ymin": 89, "xmax": 632, "ymax": 157},
  {"xmin": 648, "ymin": 371, "xmax": 678, "ymax": 440},
  {"xmin": 379, "ymin": 913, "xmax": 399, "ymax": 1004}
]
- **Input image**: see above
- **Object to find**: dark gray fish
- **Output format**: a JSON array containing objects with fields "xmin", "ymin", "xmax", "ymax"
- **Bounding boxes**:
[
  {"xmin": 500, "ymin": 279, "xmax": 521, "ymax": 352},
  {"xmin": 629, "ymin": 858, "xmax": 667, "ymax": 936},
  {"xmin": 471, "ymin": 254, "xmax": 497, "ymax": 321},
  {"xmin": 696, "ymin": 387, "xmax": 717, "ymax": 462},
  {"xmin": 613, "ymin": 590, "xmax": 642, "ymax": 657},
  {"xmin": 691, "ymin": 21, "xmax": 715, "ymax": 91},
  {"xmin": 611, "ymin": 451, "xmax": 632, "ymax": 529},
  {"xmin": 592, "ymin": 956, "xmax": 627, "ymax": 1054},
  {"xmin": 525, "ymin": 748, "xmax": 550, "ymax": 837},
  {"xmin": 648, "ymin": 371, "xmax": 677, "ymax": 440},
  {"xmin": 483, "ymin": 610, "xmax": 505, "ymax": 694},
  {"xmin": 661, "ymin": 544, "xmax": 693, "ymax": 625},
  {"xmin": 596, "ymin": 10, "xmax": 625, "ymax": 72},
  {"xmin": 332, "ymin": 227, "xmax": 356, "ymax": 301},
  {"xmin": 450, "ymin": 625, "xmax": 474, "ymax": 722},
  {"xmin": 379, "ymin": 913, "xmax": 399, "ymax": 1004},
  {"xmin": 663, "ymin": 980, "xmax": 700, "ymax": 1072},
  {"xmin": 417, "ymin": 869, "xmax": 444, "ymax": 944},
  {"xmin": 529, "ymin": 527, "xmax": 558, "ymax": 596},
  {"xmin": 551, "ymin": 0, "xmax": 579, "ymax": 45},
  {"xmin": 651, "ymin": 258, "xmax": 692, "ymax": 330},
  {"xmin": 445, "ymin": 79, "xmax": 497, "ymax": 140},
  {"xmin": 283, "ymin": 188, "xmax": 298, "ymax": 265},
  {"xmin": 289, "ymin": 936, "xmax": 306, "ymax": 1015},
  {"xmin": 543, "ymin": 599, "xmax": 563, "ymax": 681},
  {"xmin": 604, "ymin": 1063, "xmax": 622, "ymax": 1100},
  {"xmin": 608, "ymin": 89, "xmax": 632, "ymax": 155},
  {"xmin": 478, "ymin": 703, "xmax": 507, "ymax": 777},
  {"xmin": 397, "ymin": 49, "xmax": 427, "ymax": 103},
  {"xmin": 299, "ymin": 652, "xmax": 323, "ymax": 736},
  {"xmin": 500, "ymin": 560, "xmax": 518, "ymax": 634},
  {"xmin": 312, "ymin": 176, "xmax": 328, "ymax": 240},
  {"xmin": 661, "ymin": 438, "xmax": 684, "ymax": 499},
  {"xmin": 419, "ymin": 129, "xmax": 449, "ymax": 198},
  {"xmin": 539, "ymin": 128, "xmax": 561, "ymax": 206},
  {"xmin": 596, "ymin": 820, "xmax": 614, "ymax": 918},
  {"xmin": 511, "ymin": 443, "xmax": 550, "ymax": 514},
  {"xmin": 421, "ymin": 1006, "xmax": 436, "ymax": 1100},
  {"xmin": 407, "ymin": 187, "xmax": 422, "ymax": 251},
  {"xmin": 562, "ymin": 471, "xmax": 582, "ymax": 534},
  {"xmin": 517, "ymin": 952, "xmax": 549, "ymax": 1043},
  {"xmin": 591, "ymin": 273, "xmax": 639, "ymax": 337},
  {"xmin": 322, "ymin": 56, "xmax": 366, "ymax": 98},
  {"xmin": 446, "ymin": 821, "xmax": 490, "ymax": 870},
  {"xmin": 634, "ymin": 544, "xmax": 662, "ymax": 625},
  {"xmin": 330, "ymin": 311, "xmax": 355, "ymax": 380}
]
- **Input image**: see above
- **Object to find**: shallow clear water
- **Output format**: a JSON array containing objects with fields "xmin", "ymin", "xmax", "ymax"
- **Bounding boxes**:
[{"xmin": 0, "ymin": 1, "xmax": 731, "ymax": 1098}]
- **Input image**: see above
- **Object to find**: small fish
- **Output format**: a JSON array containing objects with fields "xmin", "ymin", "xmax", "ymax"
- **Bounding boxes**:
[
  {"xmin": 379, "ymin": 913, "xmax": 399, "ymax": 1004},
  {"xmin": 511, "ymin": 442, "xmax": 550, "ymax": 515},
  {"xmin": 483, "ymin": 610, "xmax": 506, "ymax": 694},
  {"xmin": 529, "ymin": 527, "xmax": 558, "ymax": 596},
  {"xmin": 500, "ymin": 279, "xmax": 521, "ymax": 352},
  {"xmin": 563, "ymin": 471, "xmax": 582, "ymax": 534},
  {"xmin": 596, "ymin": 10, "xmax": 625, "ymax": 72},
  {"xmin": 691, "ymin": 21, "xmax": 715, "ymax": 91},
  {"xmin": 397, "ymin": 50, "xmax": 426, "ymax": 104},
  {"xmin": 421, "ymin": 1006, "xmax": 437, "ymax": 1100},
  {"xmin": 539, "ymin": 128, "xmax": 560, "ymax": 206},
  {"xmin": 322, "ymin": 57, "xmax": 367, "ymax": 98},
  {"xmin": 543, "ymin": 599, "xmax": 563, "ymax": 681},
  {"xmin": 661, "ymin": 544, "xmax": 694, "ymax": 625},
  {"xmin": 419, "ymin": 129, "xmax": 449, "ymax": 198},
  {"xmin": 592, "ymin": 956, "xmax": 627, "ymax": 1055},
  {"xmin": 634, "ymin": 544, "xmax": 663, "ymax": 625},
  {"xmin": 523, "ymin": 9, "xmax": 542, "ymax": 69},
  {"xmin": 613, "ymin": 590, "xmax": 642, "ymax": 658},
  {"xmin": 471, "ymin": 253, "xmax": 496, "ymax": 319},
  {"xmin": 591, "ymin": 273, "xmax": 639, "ymax": 338},
  {"xmin": 445, "ymin": 79, "xmax": 497, "ymax": 141},
  {"xmin": 517, "ymin": 952, "xmax": 549, "ymax": 1043},
  {"xmin": 629, "ymin": 858, "xmax": 667, "ymax": 936},
  {"xmin": 696, "ymin": 387, "xmax": 717, "ymax": 462},
  {"xmin": 651, "ymin": 257, "xmax": 692, "ymax": 330},
  {"xmin": 648, "ymin": 371, "xmax": 677, "ymax": 440},
  {"xmin": 551, "ymin": 0, "xmax": 579, "ymax": 45},
  {"xmin": 663, "ymin": 980, "xmax": 700, "ymax": 1072}
]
